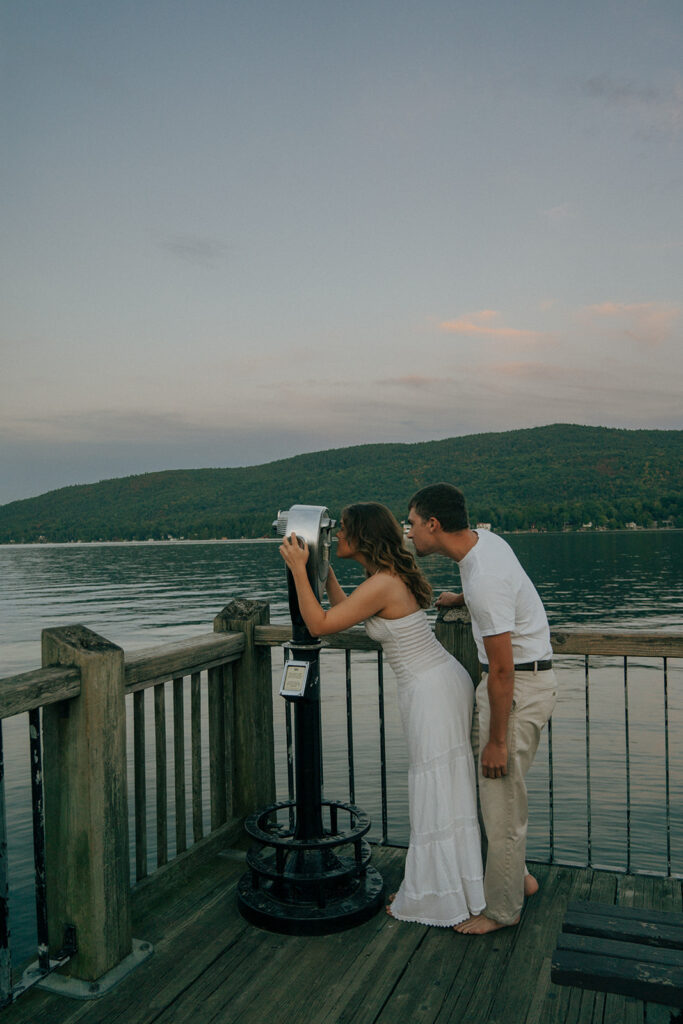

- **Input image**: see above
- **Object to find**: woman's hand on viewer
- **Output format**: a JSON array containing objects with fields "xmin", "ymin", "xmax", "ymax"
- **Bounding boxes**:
[
  {"xmin": 279, "ymin": 532, "xmax": 309, "ymax": 573},
  {"xmin": 434, "ymin": 591, "xmax": 465, "ymax": 609}
]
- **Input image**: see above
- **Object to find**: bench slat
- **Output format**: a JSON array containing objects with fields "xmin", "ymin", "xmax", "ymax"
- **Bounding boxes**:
[
  {"xmin": 551, "ymin": 949, "xmax": 683, "ymax": 1007},
  {"xmin": 566, "ymin": 901, "xmax": 683, "ymax": 929},
  {"xmin": 563, "ymin": 909, "xmax": 683, "ymax": 950},
  {"xmin": 556, "ymin": 931, "xmax": 683, "ymax": 969}
]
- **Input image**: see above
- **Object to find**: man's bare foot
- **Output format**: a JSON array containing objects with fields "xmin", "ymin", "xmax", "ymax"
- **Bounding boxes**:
[
  {"xmin": 454, "ymin": 913, "xmax": 519, "ymax": 935},
  {"xmin": 524, "ymin": 873, "xmax": 539, "ymax": 897}
]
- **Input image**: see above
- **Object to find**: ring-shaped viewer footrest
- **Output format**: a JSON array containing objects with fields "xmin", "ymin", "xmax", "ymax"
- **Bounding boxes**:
[
  {"xmin": 244, "ymin": 799, "xmax": 371, "ymax": 849},
  {"xmin": 238, "ymin": 799, "xmax": 384, "ymax": 935},
  {"xmin": 246, "ymin": 838, "xmax": 373, "ymax": 886}
]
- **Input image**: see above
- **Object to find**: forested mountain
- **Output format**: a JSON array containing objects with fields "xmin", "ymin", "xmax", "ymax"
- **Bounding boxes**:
[{"xmin": 1, "ymin": 424, "xmax": 681, "ymax": 542}]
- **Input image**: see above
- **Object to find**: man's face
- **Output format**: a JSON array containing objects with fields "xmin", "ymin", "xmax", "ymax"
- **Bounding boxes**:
[{"xmin": 406, "ymin": 507, "xmax": 437, "ymax": 556}]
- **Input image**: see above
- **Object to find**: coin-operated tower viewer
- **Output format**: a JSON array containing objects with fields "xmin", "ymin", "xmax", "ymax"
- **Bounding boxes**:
[{"xmin": 236, "ymin": 504, "xmax": 384, "ymax": 934}]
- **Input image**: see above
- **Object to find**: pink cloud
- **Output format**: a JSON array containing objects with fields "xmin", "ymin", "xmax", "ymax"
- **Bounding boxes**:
[
  {"xmin": 438, "ymin": 310, "xmax": 544, "ymax": 342},
  {"xmin": 582, "ymin": 301, "xmax": 680, "ymax": 344}
]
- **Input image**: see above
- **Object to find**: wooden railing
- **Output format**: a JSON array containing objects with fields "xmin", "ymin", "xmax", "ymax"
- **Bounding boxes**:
[
  {"xmin": 0, "ymin": 599, "xmax": 274, "ymax": 1003},
  {"xmin": 0, "ymin": 600, "xmax": 681, "ymax": 1004}
]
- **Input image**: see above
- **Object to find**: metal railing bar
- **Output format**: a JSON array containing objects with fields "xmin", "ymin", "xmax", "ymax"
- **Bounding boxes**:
[
  {"xmin": 345, "ymin": 650, "xmax": 355, "ymax": 805},
  {"xmin": 584, "ymin": 655, "xmax": 592, "ymax": 867},
  {"xmin": 0, "ymin": 723, "xmax": 11, "ymax": 1009},
  {"xmin": 377, "ymin": 652, "xmax": 388, "ymax": 845},
  {"xmin": 28, "ymin": 709, "xmax": 49, "ymax": 972},
  {"xmin": 663, "ymin": 656, "xmax": 671, "ymax": 877},
  {"xmin": 547, "ymin": 715, "xmax": 554, "ymax": 864},
  {"xmin": 623, "ymin": 656, "xmax": 631, "ymax": 875}
]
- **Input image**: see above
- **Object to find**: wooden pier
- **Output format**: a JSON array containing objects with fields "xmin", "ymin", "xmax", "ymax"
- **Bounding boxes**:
[
  {"xmin": 3, "ymin": 846, "xmax": 681, "ymax": 1024},
  {"xmin": 1, "ymin": 602, "xmax": 681, "ymax": 1021}
]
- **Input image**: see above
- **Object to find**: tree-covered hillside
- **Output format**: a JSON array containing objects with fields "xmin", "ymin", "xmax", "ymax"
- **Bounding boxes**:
[{"xmin": 0, "ymin": 424, "xmax": 681, "ymax": 542}]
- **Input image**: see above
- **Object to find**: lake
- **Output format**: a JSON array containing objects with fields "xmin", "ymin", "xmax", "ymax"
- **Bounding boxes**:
[{"xmin": 1, "ymin": 530, "xmax": 682, "ymax": 964}]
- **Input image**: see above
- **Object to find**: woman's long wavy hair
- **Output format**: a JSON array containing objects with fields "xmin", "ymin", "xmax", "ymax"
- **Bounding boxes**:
[{"xmin": 340, "ymin": 502, "xmax": 432, "ymax": 609}]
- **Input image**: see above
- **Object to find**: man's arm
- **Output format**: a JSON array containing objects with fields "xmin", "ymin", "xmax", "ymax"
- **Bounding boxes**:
[
  {"xmin": 481, "ymin": 631, "xmax": 515, "ymax": 779},
  {"xmin": 435, "ymin": 591, "xmax": 465, "ymax": 608}
]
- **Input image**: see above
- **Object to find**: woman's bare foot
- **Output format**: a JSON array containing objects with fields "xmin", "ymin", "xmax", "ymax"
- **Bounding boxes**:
[
  {"xmin": 385, "ymin": 892, "xmax": 396, "ymax": 916},
  {"xmin": 454, "ymin": 913, "xmax": 520, "ymax": 935},
  {"xmin": 524, "ymin": 873, "xmax": 539, "ymax": 897}
]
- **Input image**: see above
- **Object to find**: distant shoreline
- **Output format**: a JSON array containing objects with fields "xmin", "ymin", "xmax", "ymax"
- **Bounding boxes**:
[{"xmin": 2, "ymin": 527, "xmax": 681, "ymax": 548}]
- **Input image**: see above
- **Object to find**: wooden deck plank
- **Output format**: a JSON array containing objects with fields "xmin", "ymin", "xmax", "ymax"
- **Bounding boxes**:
[
  {"xmin": 2, "ymin": 850, "xmax": 680, "ymax": 1024},
  {"xmin": 602, "ymin": 875, "xmax": 656, "ymax": 1024},
  {"xmin": 563, "ymin": 870, "xmax": 619, "ymax": 1024},
  {"xmin": 482, "ymin": 864, "xmax": 577, "ymax": 1024},
  {"xmin": 640, "ymin": 875, "xmax": 683, "ymax": 1024},
  {"xmin": 155, "ymin": 846, "xmax": 413, "ymax": 1024},
  {"xmin": 525, "ymin": 866, "xmax": 610, "ymax": 1024},
  {"xmin": 2, "ymin": 853, "xmax": 247, "ymax": 1024}
]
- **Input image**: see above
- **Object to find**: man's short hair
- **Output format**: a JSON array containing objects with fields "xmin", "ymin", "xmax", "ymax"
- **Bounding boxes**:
[{"xmin": 409, "ymin": 483, "xmax": 469, "ymax": 532}]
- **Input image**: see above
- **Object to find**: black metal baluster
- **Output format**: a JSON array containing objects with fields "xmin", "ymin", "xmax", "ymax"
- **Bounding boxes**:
[
  {"xmin": 377, "ymin": 652, "xmax": 388, "ymax": 845},
  {"xmin": 0, "ymin": 722, "xmax": 11, "ymax": 1008},
  {"xmin": 663, "ymin": 657, "xmax": 671, "ymax": 877},
  {"xmin": 585, "ymin": 656, "xmax": 592, "ymax": 867},
  {"xmin": 345, "ymin": 650, "xmax": 355, "ymax": 805},
  {"xmin": 547, "ymin": 714, "xmax": 554, "ymax": 864},
  {"xmin": 623, "ymin": 657, "xmax": 631, "ymax": 874},
  {"xmin": 28, "ymin": 710, "xmax": 49, "ymax": 973}
]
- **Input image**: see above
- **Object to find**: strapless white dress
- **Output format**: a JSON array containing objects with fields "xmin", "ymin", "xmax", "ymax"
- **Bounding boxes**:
[{"xmin": 365, "ymin": 610, "xmax": 485, "ymax": 926}]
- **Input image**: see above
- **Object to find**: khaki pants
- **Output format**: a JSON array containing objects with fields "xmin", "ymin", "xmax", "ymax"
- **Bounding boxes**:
[{"xmin": 475, "ymin": 670, "xmax": 557, "ymax": 924}]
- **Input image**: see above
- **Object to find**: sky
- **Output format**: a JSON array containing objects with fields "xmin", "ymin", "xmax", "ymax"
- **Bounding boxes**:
[{"xmin": 2, "ymin": 0, "xmax": 682, "ymax": 505}]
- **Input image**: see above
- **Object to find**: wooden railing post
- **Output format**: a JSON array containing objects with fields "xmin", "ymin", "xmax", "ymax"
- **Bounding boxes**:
[
  {"xmin": 41, "ymin": 626, "xmax": 131, "ymax": 982},
  {"xmin": 214, "ymin": 600, "xmax": 275, "ymax": 819},
  {"xmin": 435, "ymin": 606, "xmax": 481, "ymax": 688},
  {"xmin": 435, "ymin": 606, "xmax": 482, "ymax": 759}
]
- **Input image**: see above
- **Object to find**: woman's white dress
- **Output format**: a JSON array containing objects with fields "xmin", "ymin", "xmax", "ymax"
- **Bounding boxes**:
[{"xmin": 365, "ymin": 610, "xmax": 485, "ymax": 926}]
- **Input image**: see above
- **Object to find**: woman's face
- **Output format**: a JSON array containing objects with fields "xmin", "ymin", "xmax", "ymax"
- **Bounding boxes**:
[{"xmin": 335, "ymin": 521, "xmax": 357, "ymax": 559}]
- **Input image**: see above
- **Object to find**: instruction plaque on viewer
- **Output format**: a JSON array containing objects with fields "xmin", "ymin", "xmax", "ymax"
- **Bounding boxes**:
[{"xmin": 279, "ymin": 660, "xmax": 311, "ymax": 698}]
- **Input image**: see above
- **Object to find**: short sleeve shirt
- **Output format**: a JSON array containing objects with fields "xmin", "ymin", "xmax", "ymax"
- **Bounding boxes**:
[{"xmin": 458, "ymin": 530, "xmax": 552, "ymax": 665}]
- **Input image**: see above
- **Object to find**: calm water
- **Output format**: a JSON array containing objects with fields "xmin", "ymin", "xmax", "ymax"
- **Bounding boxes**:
[{"xmin": 1, "ymin": 531, "xmax": 682, "ymax": 964}]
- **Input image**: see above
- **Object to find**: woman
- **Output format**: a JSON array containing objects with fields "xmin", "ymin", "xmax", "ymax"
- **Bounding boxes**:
[{"xmin": 279, "ymin": 501, "xmax": 484, "ymax": 928}]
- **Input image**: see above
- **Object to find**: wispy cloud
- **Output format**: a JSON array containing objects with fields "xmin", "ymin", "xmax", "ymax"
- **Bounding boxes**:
[
  {"xmin": 582, "ymin": 301, "xmax": 680, "ymax": 345},
  {"xmin": 541, "ymin": 203, "xmax": 574, "ymax": 224},
  {"xmin": 584, "ymin": 74, "xmax": 683, "ymax": 138},
  {"xmin": 438, "ymin": 310, "xmax": 546, "ymax": 343},
  {"xmin": 379, "ymin": 374, "xmax": 452, "ymax": 390},
  {"xmin": 158, "ymin": 233, "xmax": 231, "ymax": 266}
]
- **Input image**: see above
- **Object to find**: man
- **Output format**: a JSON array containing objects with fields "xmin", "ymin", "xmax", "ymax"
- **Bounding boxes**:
[{"xmin": 407, "ymin": 483, "xmax": 556, "ymax": 935}]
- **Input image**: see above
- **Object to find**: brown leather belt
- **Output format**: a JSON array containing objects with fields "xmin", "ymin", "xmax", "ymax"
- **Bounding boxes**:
[{"xmin": 480, "ymin": 659, "xmax": 553, "ymax": 673}]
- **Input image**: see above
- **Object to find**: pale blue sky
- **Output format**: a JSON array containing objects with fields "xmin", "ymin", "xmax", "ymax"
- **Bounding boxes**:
[{"xmin": 2, "ymin": 0, "xmax": 681, "ymax": 504}]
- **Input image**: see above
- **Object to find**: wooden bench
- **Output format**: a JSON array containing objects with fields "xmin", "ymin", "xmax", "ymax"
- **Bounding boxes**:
[{"xmin": 551, "ymin": 901, "xmax": 683, "ymax": 1008}]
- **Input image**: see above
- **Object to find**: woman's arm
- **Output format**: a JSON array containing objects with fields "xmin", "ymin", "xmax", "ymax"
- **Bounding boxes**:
[
  {"xmin": 279, "ymin": 534, "xmax": 391, "ymax": 636},
  {"xmin": 325, "ymin": 566, "xmax": 346, "ymax": 606}
]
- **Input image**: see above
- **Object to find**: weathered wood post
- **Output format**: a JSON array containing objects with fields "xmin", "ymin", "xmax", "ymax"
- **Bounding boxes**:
[
  {"xmin": 435, "ymin": 606, "xmax": 481, "ymax": 688},
  {"xmin": 435, "ymin": 606, "xmax": 482, "ymax": 756},
  {"xmin": 213, "ymin": 600, "xmax": 275, "ymax": 818},
  {"xmin": 41, "ymin": 626, "xmax": 131, "ymax": 982}
]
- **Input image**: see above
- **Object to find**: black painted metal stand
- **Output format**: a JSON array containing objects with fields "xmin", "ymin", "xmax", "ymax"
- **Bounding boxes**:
[{"xmin": 237, "ymin": 579, "xmax": 384, "ymax": 935}]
